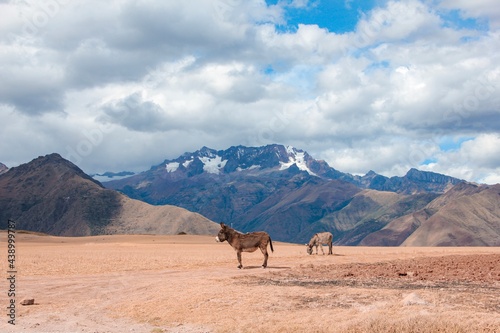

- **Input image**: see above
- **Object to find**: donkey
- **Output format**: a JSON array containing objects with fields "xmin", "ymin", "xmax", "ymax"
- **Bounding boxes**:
[
  {"xmin": 306, "ymin": 232, "xmax": 333, "ymax": 255},
  {"xmin": 216, "ymin": 223, "xmax": 274, "ymax": 269}
]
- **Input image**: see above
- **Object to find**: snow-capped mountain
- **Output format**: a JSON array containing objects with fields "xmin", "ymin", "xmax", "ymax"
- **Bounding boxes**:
[
  {"xmin": 279, "ymin": 146, "xmax": 317, "ymax": 175},
  {"xmin": 160, "ymin": 144, "xmax": 321, "ymax": 177},
  {"xmin": 147, "ymin": 144, "xmax": 460, "ymax": 193}
]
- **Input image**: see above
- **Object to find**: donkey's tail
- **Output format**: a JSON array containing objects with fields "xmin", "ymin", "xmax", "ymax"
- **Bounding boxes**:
[{"xmin": 269, "ymin": 237, "xmax": 274, "ymax": 252}]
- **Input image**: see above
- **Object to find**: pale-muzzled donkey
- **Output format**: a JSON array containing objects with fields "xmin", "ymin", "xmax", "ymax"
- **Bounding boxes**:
[{"xmin": 216, "ymin": 223, "xmax": 274, "ymax": 269}]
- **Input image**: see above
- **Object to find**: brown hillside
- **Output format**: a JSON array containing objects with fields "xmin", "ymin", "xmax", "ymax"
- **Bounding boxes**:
[
  {"xmin": 403, "ymin": 183, "xmax": 500, "ymax": 246},
  {"xmin": 318, "ymin": 189, "xmax": 438, "ymax": 245},
  {"xmin": 0, "ymin": 154, "xmax": 219, "ymax": 236},
  {"xmin": 362, "ymin": 182, "xmax": 500, "ymax": 246},
  {"xmin": 106, "ymin": 195, "xmax": 220, "ymax": 235}
]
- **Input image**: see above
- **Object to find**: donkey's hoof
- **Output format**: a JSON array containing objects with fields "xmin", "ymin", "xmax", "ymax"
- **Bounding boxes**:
[{"xmin": 237, "ymin": 265, "xmax": 243, "ymax": 269}]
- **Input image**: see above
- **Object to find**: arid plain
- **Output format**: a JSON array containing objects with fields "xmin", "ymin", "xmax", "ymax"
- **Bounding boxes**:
[{"xmin": 1, "ymin": 232, "xmax": 499, "ymax": 333}]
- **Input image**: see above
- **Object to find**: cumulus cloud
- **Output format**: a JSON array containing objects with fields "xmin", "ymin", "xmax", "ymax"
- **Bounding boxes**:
[
  {"xmin": 438, "ymin": 0, "xmax": 500, "ymax": 29},
  {"xmin": 421, "ymin": 134, "xmax": 500, "ymax": 182},
  {"xmin": 0, "ymin": 0, "xmax": 499, "ymax": 183},
  {"xmin": 100, "ymin": 92, "xmax": 171, "ymax": 132}
]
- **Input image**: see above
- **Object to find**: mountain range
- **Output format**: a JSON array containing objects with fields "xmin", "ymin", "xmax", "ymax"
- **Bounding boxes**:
[
  {"xmin": 103, "ymin": 144, "xmax": 500, "ymax": 245},
  {"xmin": 1, "ymin": 144, "xmax": 499, "ymax": 245}
]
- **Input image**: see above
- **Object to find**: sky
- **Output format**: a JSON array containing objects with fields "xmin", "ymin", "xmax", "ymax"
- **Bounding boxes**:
[{"xmin": 1, "ymin": 0, "xmax": 499, "ymax": 184}]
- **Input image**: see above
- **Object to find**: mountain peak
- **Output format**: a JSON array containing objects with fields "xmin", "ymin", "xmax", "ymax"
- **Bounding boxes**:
[
  {"xmin": 404, "ymin": 168, "xmax": 461, "ymax": 185},
  {"xmin": 279, "ymin": 145, "xmax": 317, "ymax": 175},
  {"xmin": 197, "ymin": 146, "xmax": 218, "ymax": 158},
  {"xmin": 4, "ymin": 153, "xmax": 102, "ymax": 187},
  {"xmin": 365, "ymin": 170, "xmax": 378, "ymax": 176}
]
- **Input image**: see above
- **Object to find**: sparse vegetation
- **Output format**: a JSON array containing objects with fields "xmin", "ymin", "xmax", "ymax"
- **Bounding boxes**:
[
  {"xmin": 339, "ymin": 316, "xmax": 471, "ymax": 333},
  {"xmin": 83, "ymin": 189, "xmax": 121, "ymax": 235},
  {"xmin": 150, "ymin": 328, "xmax": 165, "ymax": 333}
]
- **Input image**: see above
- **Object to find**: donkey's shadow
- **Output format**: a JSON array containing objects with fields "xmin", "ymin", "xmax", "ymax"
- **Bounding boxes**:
[{"xmin": 242, "ymin": 265, "xmax": 290, "ymax": 270}]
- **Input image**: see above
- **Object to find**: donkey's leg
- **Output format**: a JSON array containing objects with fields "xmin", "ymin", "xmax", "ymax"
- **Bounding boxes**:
[
  {"xmin": 320, "ymin": 244, "xmax": 325, "ymax": 255},
  {"xmin": 237, "ymin": 251, "xmax": 243, "ymax": 269},
  {"xmin": 260, "ymin": 246, "xmax": 269, "ymax": 268},
  {"xmin": 328, "ymin": 242, "xmax": 333, "ymax": 255}
]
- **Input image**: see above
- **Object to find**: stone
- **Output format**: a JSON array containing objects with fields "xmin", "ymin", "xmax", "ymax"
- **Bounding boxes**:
[{"xmin": 21, "ymin": 298, "xmax": 35, "ymax": 306}]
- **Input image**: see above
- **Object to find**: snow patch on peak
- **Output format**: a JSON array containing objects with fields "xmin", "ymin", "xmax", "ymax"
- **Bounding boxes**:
[
  {"xmin": 280, "ymin": 148, "xmax": 317, "ymax": 176},
  {"xmin": 285, "ymin": 145, "xmax": 296, "ymax": 154},
  {"xmin": 166, "ymin": 159, "xmax": 193, "ymax": 172},
  {"xmin": 200, "ymin": 156, "xmax": 227, "ymax": 174},
  {"xmin": 166, "ymin": 162, "xmax": 179, "ymax": 172}
]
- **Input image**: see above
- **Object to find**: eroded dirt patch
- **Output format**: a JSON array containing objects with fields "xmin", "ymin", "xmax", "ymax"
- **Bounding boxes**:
[
  {"xmin": 240, "ymin": 254, "xmax": 500, "ymax": 313},
  {"xmin": 260, "ymin": 254, "xmax": 500, "ymax": 285}
]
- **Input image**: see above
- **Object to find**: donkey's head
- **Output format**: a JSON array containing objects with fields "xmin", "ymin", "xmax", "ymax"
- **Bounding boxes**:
[
  {"xmin": 306, "ymin": 244, "xmax": 313, "ymax": 255},
  {"xmin": 215, "ymin": 223, "xmax": 229, "ymax": 243}
]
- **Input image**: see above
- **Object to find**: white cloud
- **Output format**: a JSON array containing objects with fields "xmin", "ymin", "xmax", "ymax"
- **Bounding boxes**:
[
  {"xmin": 353, "ymin": 0, "xmax": 441, "ymax": 45},
  {"xmin": 420, "ymin": 134, "xmax": 500, "ymax": 182},
  {"xmin": 0, "ymin": 0, "xmax": 499, "ymax": 184},
  {"xmin": 439, "ymin": 0, "xmax": 500, "ymax": 29}
]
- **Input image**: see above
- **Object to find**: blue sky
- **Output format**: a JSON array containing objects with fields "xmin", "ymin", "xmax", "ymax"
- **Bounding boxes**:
[
  {"xmin": 267, "ymin": 0, "xmax": 489, "ymax": 33},
  {"xmin": 1, "ymin": 0, "xmax": 499, "ymax": 183},
  {"xmin": 267, "ymin": 0, "xmax": 377, "ymax": 33},
  {"xmin": 438, "ymin": 136, "xmax": 474, "ymax": 152}
]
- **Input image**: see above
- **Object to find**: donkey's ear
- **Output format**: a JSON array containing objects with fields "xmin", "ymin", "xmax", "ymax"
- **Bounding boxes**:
[{"xmin": 220, "ymin": 222, "xmax": 226, "ymax": 228}]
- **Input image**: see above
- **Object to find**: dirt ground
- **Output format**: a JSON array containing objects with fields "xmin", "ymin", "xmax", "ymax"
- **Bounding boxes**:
[{"xmin": 1, "ymin": 232, "xmax": 499, "ymax": 333}]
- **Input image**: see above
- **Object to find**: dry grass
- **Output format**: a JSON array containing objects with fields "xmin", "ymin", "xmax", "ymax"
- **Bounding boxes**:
[
  {"xmin": 339, "ymin": 316, "xmax": 473, "ymax": 333},
  {"xmin": 1, "ymin": 232, "xmax": 499, "ymax": 333}
]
